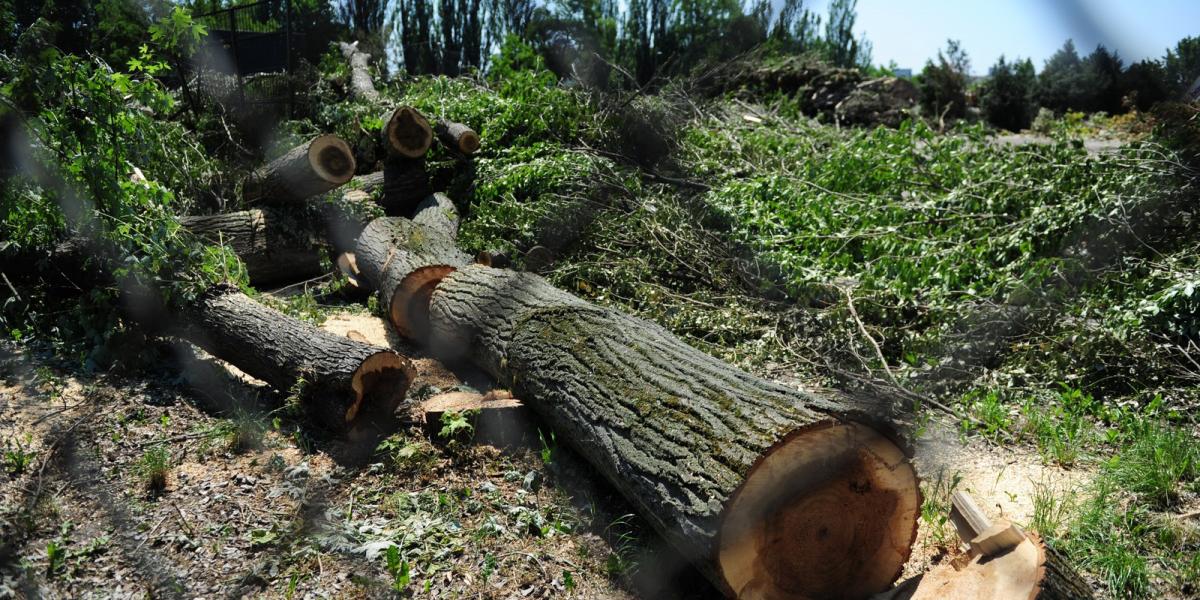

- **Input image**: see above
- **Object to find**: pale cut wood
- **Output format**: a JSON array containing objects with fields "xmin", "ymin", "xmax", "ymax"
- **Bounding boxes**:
[
  {"xmin": 244, "ymin": 134, "xmax": 356, "ymax": 202},
  {"xmin": 950, "ymin": 490, "xmax": 992, "ymax": 543},
  {"xmin": 382, "ymin": 106, "xmax": 433, "ymax": 158},
  {"xmin": 421, "ymin": 390, "xmax": 522, "ymax": 418},
  {"xmin": 336, "ymin": 252, "xmax": 361, "ymax": 288},
  {"xmin": 969, "ymin": 521, "xmax": 1027, "ymax": 558}
]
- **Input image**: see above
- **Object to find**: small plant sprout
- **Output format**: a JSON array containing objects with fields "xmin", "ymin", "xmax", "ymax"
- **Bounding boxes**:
[{"xmin": 137, "ymin": 446, "xmax": 171, "ymax": 494}]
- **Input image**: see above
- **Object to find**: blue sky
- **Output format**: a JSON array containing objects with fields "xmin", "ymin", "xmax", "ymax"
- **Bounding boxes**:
[{"xmin": 809, "ymin": 0, "xmax": 1199, "ymax": 75}]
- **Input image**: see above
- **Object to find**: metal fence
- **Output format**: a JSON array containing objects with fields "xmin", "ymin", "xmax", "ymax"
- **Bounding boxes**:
[{"xmin": 191, "ymin": 0, "xmax": 295, "ymax": 115}]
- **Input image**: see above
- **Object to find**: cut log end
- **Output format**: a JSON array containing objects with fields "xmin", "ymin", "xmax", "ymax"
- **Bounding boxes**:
[
  {"xmin": 718, "ymin": 422, "xmax": 920, "ymax": 599},
  {"xmin": 389, "ymin": 265, "xmax": 457, "ymax": 340},
  {"xmin": 346, "ymin": 351, "xmax": 416, "ymax": 425},
  {"xmin": 310, "ymin": 134, "xmax": 356, "ymax": 184},
  {"xmin": 385, "ymin": 106, "xmax": 434, "ymax": 158}
]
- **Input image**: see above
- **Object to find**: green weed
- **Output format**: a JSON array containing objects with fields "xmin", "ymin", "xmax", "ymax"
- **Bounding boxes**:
[
  {"xmin": 136, "ymin": 446, "xmax": 171, "ymax": 493},
  {"xmin": 1108, "ymin": 422, "xmax": 1199, "ymax": 508},
  {"xmin": 3, "ymin": 434, "xmax": 36, "ymax": 475},
  {"xmin": 919, "ymin": 470, "xmax": 963, "ymax": 547}
]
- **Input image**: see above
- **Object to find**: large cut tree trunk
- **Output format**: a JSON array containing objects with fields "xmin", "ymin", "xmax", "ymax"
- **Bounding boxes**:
[
  {"xmin": 244, "ymin": 134, "xmax": 356, "ymax": 203},
  {"xmin": 424, "ymin": 264, "xmax": 920, "ymax": 598},
  {"xmin": 434, "ymin": 120, "xmax": 480, "ymax": 155},
  {"xmin": 358, "ymin": 214, "xmax": 920, "ymax": 598},
  {"xmin": 184, "ymin": 285, "xmax": 414, "ymax": 432},
  {"xmin": 382, "ymin": 106, "xmax": 433, "ymax": 158},
  {"xmin": 338, "ymin": 41, "xmax": 380, "ymax": 102},
  {"xmin": 179, "ymin": 208, "xmax": 326, "ymax": 287},
  {"xmin": 353, "ymin": 216, "xmax": 471, "ymax": 339}
]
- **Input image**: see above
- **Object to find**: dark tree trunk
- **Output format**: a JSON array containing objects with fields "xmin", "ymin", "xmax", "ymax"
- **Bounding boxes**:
[
  {"xmin": 179, "ymin": 208, "xmax": 326, "ymax": 287},
  {"xmin": 380, "ymin": 157, "xmax": 431, "ymax": 216},
  {"xmin": 353, "ymin": 217, "xmax": 471, "ymax": 339},
  {"xmin": 183, "ymin": 285, "xmax": 414, "ymax": 433},
  {"xmin": 244, "ymin": 134, "xmax": 356, "ymax": 203},
  {"xmin": 424, "ymin": 264, "xmax": 921, "ymax": 598}
]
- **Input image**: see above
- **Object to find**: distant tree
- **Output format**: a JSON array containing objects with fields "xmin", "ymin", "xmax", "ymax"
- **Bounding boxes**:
[
  {"xmin": 771, "ymin": 0, "xmax": 820, "ymax": 53},
  {"xmin": 1083, "ymin": 45, "xmax": 1123, "ymax": 113},
  {"xmin": 1164, "ymin": 35, "xmax": 1200, "ymax": 97},
  {"xmin": 979, "ymin": 55, "xmax": 1036, "ymax": 131},
  {"xmin": 918, "ymin": 39, "xmax": 970, "ymax": 120},
  {"xmin": 338, "ymin": 0, "xmax": 385, "ymax": 36},
  {"xmin": 823, "ymin": 0, "xmax": 870, "ymax": 69},
  {"xmin": 1036, "ymin": 39, "xmax": 1092, "ymax": 113},
  {"xmin": 1121, "ymin": 59, "xmax": 1169, "ymax": 111},
  {"xmin": 397, "ymin": 0, "xmax": 437, "ymax": 73}
]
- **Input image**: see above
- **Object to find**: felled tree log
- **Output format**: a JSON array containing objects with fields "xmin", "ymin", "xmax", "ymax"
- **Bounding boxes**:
[
  {"xmin": 338, "ymin": 41, "xmax": 380, "ymax": 102},
  {"xmin": 244, "ymin": 134, "xmax": 356, "ymax": 203},
  {"xmin": 382, "ymin": 106, "xmax": 433, "ymax": 158},
  {"xmin": 353, "ymin": 217, "xmax": 471, "ymax": 339},
  {"xmin": 179, "ymin": 208, "xmax": 326, "ymax": 287},
  {"xmin": 350, "ymin": 171, "xmax": 384, "ymax": 194},
  {"xmin": 422, "ymin": 262, "xmax": 920, "ymax": 598},
  {"xmin": 380, "ymin": 158, "xmax": 431, "ymax": 216},
  {"xmin": 434, "ymin": 120, "xmax": 480, "ymax": 155},
  {"xmin": 410, "ymin": 192, "xmax": 459, "ymax": 237},
  {"xmin": 184, "ymin": 285, "xmax": 414, "ymax": 432}
]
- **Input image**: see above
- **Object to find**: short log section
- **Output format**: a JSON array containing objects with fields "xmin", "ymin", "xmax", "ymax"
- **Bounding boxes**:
[
  {"xmin": 382, "ymin": 106, "xmax": 434, "ymax": 158},
  {"xmin": 244, "ymin": 134, "xmax": 356, "ymax": 203},
  {"xmin": 353, "ymin": 217, "xmax": 471, "ymax": 339},
  {"xmin": 435, "ymin": 120, "xmax": 481, "ymax": 155},
  {"xmin": 179, "ymin": 208, "xmax": 326, "ymax": 287},
  {"xmin": 184, "ymin": 285, "xmax": 415, "ymax": 431}
]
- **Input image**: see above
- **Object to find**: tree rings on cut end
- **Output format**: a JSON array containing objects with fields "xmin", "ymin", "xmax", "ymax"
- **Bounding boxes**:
[
  {"xmin": 309, "ymin": 134, "xmax": 356, "ymax": 184},
  {"xmin": 346, "ymin": 351, "xmax": 415, "ymax": 425},
  {"xmin": 384, "ymin": 106, "xmax": 434, "ymax": 158},
  {"xmin": 389, "ymin": 265, "xmax": 457, "ymax": 340},
  {"xmin": 718, "ymin": 421, "xmax": 920, "ymax": 600}
]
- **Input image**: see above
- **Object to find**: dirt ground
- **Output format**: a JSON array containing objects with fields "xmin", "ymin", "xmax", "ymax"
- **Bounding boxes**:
[{"xmin": 0, "ymin": 310, "xmax": 1091, "ymax": 599}]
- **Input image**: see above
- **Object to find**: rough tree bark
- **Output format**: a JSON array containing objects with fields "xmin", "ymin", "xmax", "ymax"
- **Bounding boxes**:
[
  {"xmin": 424, "ymin": 264, "xmax": 921, "ymax": 598},
  {"xmin": 179, "ymin": 208, "xmax": 326, "ymax": 287},
  {"xmin": 382, "ymin": 106, "xmax": 433, "ymax": 158},
  {"xmin": 338, "ymin": 41, "xmax": 380, "ymax": 102},
  {"xmin": 183, "ymin": 285, "xmax": 414, "ymax": 432},
  {"xmin": 410, "ymin": 192, "xmax": 459, "ymax": 237},
  {"xmin": 434, "ymin": 120, "xmax": 480, "ymax": 155},
  {"xmin": 350, "ymin": 171, "xmax": 384, "ymax": 194},
  {"xmin": 353, "ymin": 216, "xmax": 471, "ymax": 339},
  {"xmin": 244, "ymin": 134, "xmax": 356, "ymax": 203}
]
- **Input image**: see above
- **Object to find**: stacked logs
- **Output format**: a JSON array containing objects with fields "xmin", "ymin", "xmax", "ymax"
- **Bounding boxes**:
[{"xmin": 168, "ymin": 100, "xmax": 479, "ymax": 435}]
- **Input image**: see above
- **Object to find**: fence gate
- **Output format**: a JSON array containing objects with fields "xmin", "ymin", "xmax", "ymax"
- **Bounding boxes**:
[{"xmin": 191, "ymin": 0, "xmax": 296, "ymax": 116}]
